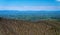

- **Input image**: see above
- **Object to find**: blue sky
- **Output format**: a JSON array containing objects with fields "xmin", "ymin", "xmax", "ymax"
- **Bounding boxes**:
[{"xmin": 0, "ymin": 0, "xmax": 60, "ymax": 11}]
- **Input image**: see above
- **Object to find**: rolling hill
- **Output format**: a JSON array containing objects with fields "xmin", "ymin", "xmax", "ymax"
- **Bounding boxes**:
[{"xmin": 0, "ymin": 17, "xmax": 60, "ymax": 35}]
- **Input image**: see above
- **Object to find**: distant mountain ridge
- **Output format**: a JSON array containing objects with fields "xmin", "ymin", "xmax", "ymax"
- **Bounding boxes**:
[
  {"xmin": 0, "ymin": 10, "xmax": 60, "ymax": 21},
  {"xmin": 0, "ymin": 10, "xmax": 60, "ymax": 15}
]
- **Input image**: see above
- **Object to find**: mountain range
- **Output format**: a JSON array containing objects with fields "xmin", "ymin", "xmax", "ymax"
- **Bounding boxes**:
[{"xmin": 0, "ymin": 10, "xmax": 60, "ymax": 21}]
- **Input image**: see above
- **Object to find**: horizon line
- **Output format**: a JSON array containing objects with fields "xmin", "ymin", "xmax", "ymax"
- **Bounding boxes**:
[{"xmin": 0, "ymin": 10, "xmax": 60, "ymax": 11}]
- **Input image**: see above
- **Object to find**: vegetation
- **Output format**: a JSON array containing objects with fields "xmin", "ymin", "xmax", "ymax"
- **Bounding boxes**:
[{"xmin": 0, "ymin": 17, "xmax": 60, "ymax": 35}]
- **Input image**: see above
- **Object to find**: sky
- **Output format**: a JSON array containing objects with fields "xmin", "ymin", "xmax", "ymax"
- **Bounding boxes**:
[{"xmin": 0, "ymin": 0, "xmax": 60, "ymax": 11}]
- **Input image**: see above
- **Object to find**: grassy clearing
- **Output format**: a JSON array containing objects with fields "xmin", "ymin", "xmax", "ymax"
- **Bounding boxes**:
[{"xmin": 0, "ymin": 18, "xmax": 60, "ymax": 35}]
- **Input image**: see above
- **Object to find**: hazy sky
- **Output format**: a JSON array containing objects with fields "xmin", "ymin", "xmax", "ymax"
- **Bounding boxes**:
[{"xmin": 0, "ymin": 0, "xmax": 60, "ymax": 11}]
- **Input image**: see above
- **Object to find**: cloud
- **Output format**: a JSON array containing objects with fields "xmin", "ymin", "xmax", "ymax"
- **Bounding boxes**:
[
  {"xmin": 0, "ymin": 6, "xmax": 60, "ymax": 11},
  {"xmin": 57, "ymin": 0, "xmax": 60, "ymax": 1}
]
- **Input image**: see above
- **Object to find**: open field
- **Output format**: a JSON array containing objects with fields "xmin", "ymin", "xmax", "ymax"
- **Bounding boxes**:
[{"xmin": 0, "ymin": 18, "xmax": 60, "ymax": 35}]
